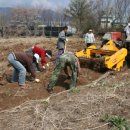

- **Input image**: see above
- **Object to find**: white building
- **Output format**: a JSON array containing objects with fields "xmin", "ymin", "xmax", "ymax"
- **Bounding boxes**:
[
  {"xmin": 101, "ymin": 14, "xmax": 114, "ymax": 28},
  {"xmin": 101, "ymin": 14, "xmax": 128, "ymax": 29}
]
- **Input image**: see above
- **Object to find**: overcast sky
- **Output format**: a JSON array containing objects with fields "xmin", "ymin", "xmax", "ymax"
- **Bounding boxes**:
[{"xmin": 0, "ymin": 0, "xmax": 70, "ymax": 9}]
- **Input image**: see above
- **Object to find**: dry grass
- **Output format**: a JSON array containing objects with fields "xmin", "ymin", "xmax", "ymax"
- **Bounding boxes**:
[
  {"xmin": 0, "ymin": 71, "xmax": 130, "ymax": 130},
  {"xmin": 0, "ymin": 37, "xmax": 130, "ymax": 130}
]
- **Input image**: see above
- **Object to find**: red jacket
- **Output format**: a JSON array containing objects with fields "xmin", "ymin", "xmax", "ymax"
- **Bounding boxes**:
[{"xmin": 32, "ymin": 46, "xmax": 46, "ymax": 65}]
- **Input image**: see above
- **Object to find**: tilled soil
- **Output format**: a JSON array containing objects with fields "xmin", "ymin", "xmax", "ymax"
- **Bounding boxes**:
[{"xmin": 0, "ymin": 37, "xmax": 102, "ymax": 110}]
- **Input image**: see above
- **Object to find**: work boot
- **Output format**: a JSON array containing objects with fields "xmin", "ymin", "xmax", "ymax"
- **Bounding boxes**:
[
  {"xmin": 6, "ymin": 76, "xmax": 12, "ymax": 83},
  {"xmin": 66, "ymin": 76, "xmax": 71, "ymax": 80},
  {"xmin": 46, "ymin": 85, "xmax": 53, "ymax": 93}
]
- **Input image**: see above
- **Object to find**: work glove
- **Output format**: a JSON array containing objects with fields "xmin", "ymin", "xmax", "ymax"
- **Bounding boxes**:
[
  {"xmin": 42, "ymin": 66, "xmax": 46, "ymax": 69},
  {"xmin": 66, "ymin": 38, "xmax": 68, "ymax": 42},
  {"xmin": 35, "ymin": 78, "xmax": 40, "ymax": 83},
  {"xmin": 46, "ymin": 63, "xmax": 50, "ymax": 67}
]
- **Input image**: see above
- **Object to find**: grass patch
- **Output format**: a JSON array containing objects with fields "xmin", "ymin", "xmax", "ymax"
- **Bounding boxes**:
[
  {"xmin": 3, "ymin": 89, "xmax": 14, "ymax": 97},
  {"xmin": 100, "ymin": 114, "xmax": 130, "ymax": 130},
  {"xmin": 69, "ymin": 87, "xmax": 80, "ymax": 93},
  {"xmin": 42, "ymin": 100, "xmax": 49, "ymax": 110}
]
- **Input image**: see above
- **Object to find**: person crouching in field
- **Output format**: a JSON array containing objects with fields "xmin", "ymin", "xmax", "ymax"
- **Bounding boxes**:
[
  {"xmin": 7, "ymin": 52, "xmax": 40, "ymax": 89},
  {"xmin": 47, "ymin": 52, "xmax": 81, "ymax": 93},
  {"xmin": 26, "ymin": 43, "xmax": 52, "ymax": 71}
]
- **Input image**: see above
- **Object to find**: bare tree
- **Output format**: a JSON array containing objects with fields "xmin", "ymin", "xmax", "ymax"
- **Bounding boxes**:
[
  {"xmin": 65, "ymin": 0, "xmax": 115, "ymax": 33},
  {"xmin": 40, "ymin": 8, "xmax": 55, "ymax": 26},
  {"xmin": 10, "ymin": 7, "xmax": 43, "ymax": 36},
  {"xmin": 92, "ymin": 0, "xmax": 114, "ymax": 30},
  {"xmin": 114, "ymin": 0, "xmax": 130, "ymax": 23},
  {"xmin": 55, "ymin": 6, "xmax": 66, "ymax": 26},
  {"xmin": 65, "ymin": 0, "xmax": 94, "ymax": 33},
  {"xmin": 11, "ymin": 7, "xmax": 40, "ymax": 24},
  {"xmin": 0, "ymin": 12, "xmax": 10, "ymax": 37}
]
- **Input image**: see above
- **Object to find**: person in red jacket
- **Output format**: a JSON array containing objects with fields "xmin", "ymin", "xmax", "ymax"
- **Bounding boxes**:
[{"xmin": 26, "ymin": 43, "xmax": 52, "ymax": 70}]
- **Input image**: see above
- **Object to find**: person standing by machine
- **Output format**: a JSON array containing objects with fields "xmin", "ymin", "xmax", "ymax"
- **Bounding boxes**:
[
  {"xmin": 85, "ymin": 29, "xmax": 95, "ymax": 47},
  {"xmin": 124, "ymin": 23, "xmax": 130, "ymax": 38}
]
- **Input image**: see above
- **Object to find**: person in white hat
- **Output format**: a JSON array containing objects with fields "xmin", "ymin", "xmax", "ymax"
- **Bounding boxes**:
[
  {"xmin": 7, "ymin": 52, "xmax": 40, "ymax": 89},
  {"xmin": 124, "ymin": 23, "xmax": 130, "ymax": 38},
  {"xmin": 85, "ymin": 29, "xmax": 95, "ymax": 47},
  {"xmin": 26, "ymin": 43, "xmax": 52, "ymax": 71}
]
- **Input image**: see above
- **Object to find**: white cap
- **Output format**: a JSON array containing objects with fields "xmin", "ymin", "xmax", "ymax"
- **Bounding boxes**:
[
  {"xmin": 89, "ymin": 29, "xmax": 92, "ymax": 32},
  {"xmin": 128, "ymin": 23, "xmax": 130, "ymax": 26},
  {"xmin": 34, "ymin": 53, "xmax": 40, "ymax": 63}
]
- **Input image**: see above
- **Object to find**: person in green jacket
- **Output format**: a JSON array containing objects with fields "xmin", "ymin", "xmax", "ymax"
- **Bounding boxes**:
[{"xmin": 47, "ymin": 52, "xmax": 80, "ymax": 93}]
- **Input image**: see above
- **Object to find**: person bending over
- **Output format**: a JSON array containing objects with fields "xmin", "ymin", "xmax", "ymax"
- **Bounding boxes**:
[
  {"xmin": 47, "ymin": 52, "xmax": 80, "ymax": 93},
  {"xmin": 7, "ymin": 52, "xmax": 40, "ymax": 89}
]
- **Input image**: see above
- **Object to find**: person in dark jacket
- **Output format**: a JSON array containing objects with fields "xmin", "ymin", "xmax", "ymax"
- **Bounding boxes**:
[
  {"xmin": 7, "ymin": 52, "xmax": 40, "ymax": 89},
  {"xmin": 57, "ymin": 26, "xmax": 68, "ymax": 58}
]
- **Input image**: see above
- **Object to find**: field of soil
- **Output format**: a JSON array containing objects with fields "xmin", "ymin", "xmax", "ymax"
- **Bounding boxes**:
[{"xmin": 0, "ymin": 36, "xmax": 130, "ymax": 130}]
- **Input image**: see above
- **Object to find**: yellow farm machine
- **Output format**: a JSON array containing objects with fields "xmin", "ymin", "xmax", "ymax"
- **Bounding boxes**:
[{"xmin": 75, "ymin": 32, "xmax": 128, "ymax": 71}]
